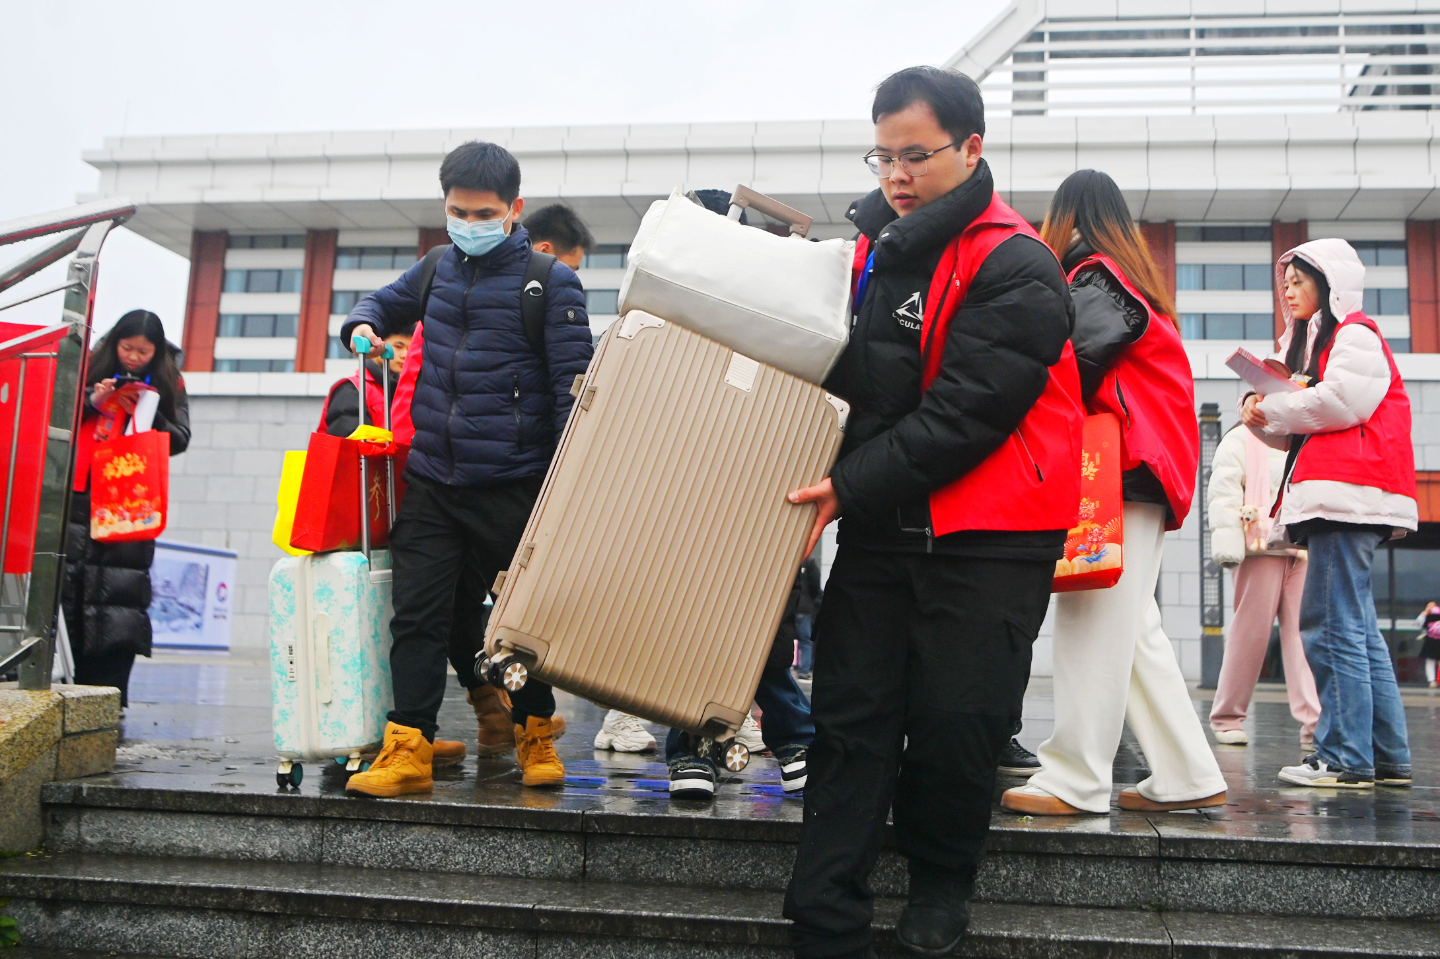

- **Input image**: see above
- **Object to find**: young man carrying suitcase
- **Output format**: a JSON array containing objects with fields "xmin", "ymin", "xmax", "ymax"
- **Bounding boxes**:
[
  {"xmin": 783, "ymin": 67, "xmax": 1082, "ymax": 958},
  {"xmin": 342, "ymin": 141, "xmax": 593, "ymax": 796}
]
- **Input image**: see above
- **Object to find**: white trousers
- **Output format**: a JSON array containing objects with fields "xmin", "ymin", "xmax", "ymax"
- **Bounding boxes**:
[{"xmin": 1030, "ymin": 502, "xmax": 1228, "ymax": 812}]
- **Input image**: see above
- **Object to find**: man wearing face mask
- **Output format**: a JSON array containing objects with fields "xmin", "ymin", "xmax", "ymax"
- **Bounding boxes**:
[{"xmin": 340, "ymin": 141, "xmax": 593, "ymax": 796}]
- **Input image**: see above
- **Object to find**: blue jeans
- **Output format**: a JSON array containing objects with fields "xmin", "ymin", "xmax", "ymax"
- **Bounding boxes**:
[
  {"xmin": 666, "ymin": 632, "xmax": 815, "ymax": 760},
  {"xmin": 1300, "ymin": 524, "xmax": 1411, "ymax": 777},
  {"xmin": 796, "ymin": 613, "xmax": 815, "ymax": 675}
]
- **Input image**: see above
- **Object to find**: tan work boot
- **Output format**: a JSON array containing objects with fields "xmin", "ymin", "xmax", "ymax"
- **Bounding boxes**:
[
  {"xmin": 346, "ymin": 722, "xmax": 433, "ymax": 797},
  {"xmin": 431, "ymin": 739, "xmax": 468, "ymax": 767},
  {"xmin": 468, "ymin": 685, "xmax": 567, "ymax": 756},
  {"xmin": 515, "ymin": 715, "xmax": 566, "ymax": 787}
]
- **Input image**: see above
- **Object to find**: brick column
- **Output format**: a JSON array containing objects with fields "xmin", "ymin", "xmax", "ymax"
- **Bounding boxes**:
[
  {"xmin": 180, "ymin": 231, "xmax": 227, "ymax": 372},
  {"xmin": 417, "ymin": 227, "xmax": 449, "ymax": 259},
  {"xmin": 1407, "ymin": 221, "xmax": 1440, "ymax": 353},
  {"xmin": 1140, "ymin": 221, "xmax": 1176, "ymax": 304},
  {"xmin": 1272, "ymin": 221, "xmax": 1308, "ymax": 344},
  {"xmin": 295, "ymin": 229, "xmax": 338, "ymax": 373}
]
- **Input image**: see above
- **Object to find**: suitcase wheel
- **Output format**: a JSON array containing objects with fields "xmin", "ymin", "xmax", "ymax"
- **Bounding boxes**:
[
  {"xmin": 718, "ymin": 739, "xmax": 750, "ymax": 773},
  {"xmin": 492, "ymin": 659, "xmax": 528, "ymax": 693},
  {"xmin": 344, "ymin": 755, "xmax": 364, "ymax": 773},
  {"xmin": 276, "ymin": 761, "xmax": 303, "ymax": 789}
]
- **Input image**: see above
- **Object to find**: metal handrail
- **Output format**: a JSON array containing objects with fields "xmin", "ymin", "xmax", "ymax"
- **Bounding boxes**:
[{"xmin": 0, "ymin": 197, "xmax": 134, "ymax": 248}]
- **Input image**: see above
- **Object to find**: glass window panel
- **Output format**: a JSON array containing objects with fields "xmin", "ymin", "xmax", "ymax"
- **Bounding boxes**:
[
  {"xmin": 1353, "ymin": 244, "xmax": 1378, "ymax": 266},
  {"xmin": 359, "ymin": 248, "xmax": 391, "ymax": 269},
  {"xmin": 246, "ymin": 270, "xmax": 280, "ymax": 294},
  {"xmin": 392, "ymin": 248, "xmax": 416, "ymax": 269},
  {"xmin": 218, "ymin": 314, "xmax": 243, "ymax": 337},
  {"xmin": 1205, "ymin": 313, "xmax": 1246, "ymax": 338},
  {"xmin": 1174, "ymin": 226, "xmax": 1202, "ymax": 243},
  {"xmin": 335, "ymin": 248, "xmax": 362, "ymax": 270},
  {"xmin": 1377, "ymin": 242, "xmax": 1407, "ymax": 267},
  {"xmin": 252, "ymin": 236, "xmax": 284, "ymax": 249},
  {"xmin": 1176, "ymin": 264, "xmax": 1203, "ymax": 290},
  {"xmin": 1363, "ymin": 289, "xmax": 1379, "ymax": 314},
  {"xmin": 284, "ymin": 235, "xmax": 306, "ymax": 249},
  {"xmin": 1205, "ymin": 264, "xmax": 1244, "ymax": 290},
  {"xmin": 586, "ymin": 289, "xmax": 619, "ymax": 315},
  {"xmin": 1180, "ymin": 314, "xmax": 1204, "ymax": 339},
  {"xmin": 274, "ymin": 314, "xmax": 298, "ymax": 338},
  {"xmin": 581, "ymin": 245, "xmax": 627, "ymax": 269},
  {"xmin": 240, "ymin": 315, "xmax": 270, "ymax": 337},
  {"xmin": 327, "ymin": 336, "xmax": 348, "ymax": 358},
  {"xmin": 279, "ymin": 269, "xmax": 303, "ymax": 293},
  {"xmin": 1241, "ymin": 226, "xmax": 1272, "ymax": 242},
  {"xmin": 1391, "ymin": 338, "xmax": 1411, "ymax": 354},
  {"xmin": 1203, "ymin": 226, "xmax": 1244, "ymax": 243},
  {"xmin": 1243, "ymin": 264, "xmax": 1271, "ymax": 291},
  {"xmin": 222, "ymin": 270, "xmax": 247, "ymax": 293},
  {"xmin": 226, "ymin": 235, "xmax": 252, "ymax": 249},
  {"xmin": 1379, "ymin": 289, "xmax": 1408, "ymax": 315},
  {"xmin": 1245, "ymin": 314, "xmax": 1273, "ymax": 339}
]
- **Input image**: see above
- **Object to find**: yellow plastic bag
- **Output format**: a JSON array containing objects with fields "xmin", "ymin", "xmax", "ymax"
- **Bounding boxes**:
[
  {"xmin": 346, "ymin": 424, "xmax": 393, "ymax": 443},
  {"xmin": 271, "ymin": 450, "xmax": 312, "ymax": 556}
]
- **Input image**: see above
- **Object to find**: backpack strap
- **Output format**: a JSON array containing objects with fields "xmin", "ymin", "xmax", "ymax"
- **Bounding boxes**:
[
  {"xmin": 415, "ymin": 244, "xmax": 448, "ymax": 325},
  {"xmin": 521, "ymin": 251, "xmax": 556, "ymax": 366}
]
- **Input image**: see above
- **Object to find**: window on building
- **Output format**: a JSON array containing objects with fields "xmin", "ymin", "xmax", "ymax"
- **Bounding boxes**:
[
  {"xmin": 330, "ymin": 290, "xmax": 376, "ymax": 314},
  {"xmin": 334, "ymin": 247, "xmax": 415, "ymax": 270},
  {"xmin": 1363, "ymin": 288, "xmax": 1409, "ymax": 315},
  {"xmin": 586, "ymin": 289, "xmax": 620, "ymax": 315},
  {"xmin": 217, "ymin": 314, "xmax": 299, "ymax": 338},
  {"xmin": 213, "ymin": 359, "xmax": 296, "ymax": 373},
  {"xmin": 222, "ymin": 269, "xmax": 303, "ymax": 294},
  {"xmin": 1180, "ymin": 313, "xmax": 1274, "ymax": 340},
  {"xmin": 580, "ymin": 245, "xmax": 628, "ymax": 270},
  {"xmin": 1176, "ymin": 263, "xmax": 1272, "ymax": 291},
  {"xmin": 327, "ymin": 337, "xmax": 350, "ymax": 359},
  {"xmin": 1351, "ymin": 241, "xmax": 1407, "ymax": 267},
  {"xmin": 1174, "ymin": 225, "xmax": 1272, "ymax": 243},
  {"xmin": 227, "ymin": 234, "xmax": 306, "ymax": 249}
]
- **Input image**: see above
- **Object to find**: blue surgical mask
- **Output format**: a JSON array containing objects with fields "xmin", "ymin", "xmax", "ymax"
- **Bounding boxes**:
[{"xmin": 447, "ymin": 213, "xmax": 509, "ymax": 257}]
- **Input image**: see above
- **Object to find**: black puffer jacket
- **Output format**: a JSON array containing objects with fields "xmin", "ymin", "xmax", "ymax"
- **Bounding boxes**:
[{"xmin": 823, "ymin": 161, "xmax": 1075, "ymax": 558}]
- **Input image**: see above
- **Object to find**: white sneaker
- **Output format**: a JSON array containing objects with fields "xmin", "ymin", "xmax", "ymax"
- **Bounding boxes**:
[
  {"xmin": 737, "ymin": 713, "xmax": 766, "ymax": 754},
  {"xmin": 593, "ymin": 710, "xmax": 657, "ymax": 753},
  {"xmin": 1212, "ymin": 729, "xmax": 1248, "ymax": 745},
  {"xmin": 1278, "ymin": 755, "xmax": 1373, "ymax": 788}
]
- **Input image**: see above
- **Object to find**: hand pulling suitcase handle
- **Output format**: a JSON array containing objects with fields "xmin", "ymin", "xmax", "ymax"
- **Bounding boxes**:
[
  {"xmin": 353, "ymin": 339, "xmax": 397, "ymax": 579},
  {"xmin": 727, "ymin": 184, "xmax": 813, "ymax": 238}
]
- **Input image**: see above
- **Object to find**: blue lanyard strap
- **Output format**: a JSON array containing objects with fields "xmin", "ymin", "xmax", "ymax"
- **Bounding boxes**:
[{"xmin": 854, "ymin": 248, "xmax": 876, "ymax": 311}]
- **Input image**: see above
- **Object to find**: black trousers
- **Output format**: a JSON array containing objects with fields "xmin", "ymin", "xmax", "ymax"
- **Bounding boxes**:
[
  {"xmin": 783, "ymin": 544, "xmax": 1054, "ymax": 958},
  {"xmin": 387, "ymin": 472, "xmax": 553, "ymax": 740}
]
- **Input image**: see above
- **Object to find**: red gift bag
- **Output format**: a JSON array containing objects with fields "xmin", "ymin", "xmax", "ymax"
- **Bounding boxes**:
[
  {"xmin": 1053, "ymin": 413, "xmax": 1124, "ymax": 592},
  {"xmin": 90, "ymin": 430, "xmax": 170, "ymax": 542},
  {"xmin": 288, "ymin": 431, "xmax": 407, "ymax": 553}
]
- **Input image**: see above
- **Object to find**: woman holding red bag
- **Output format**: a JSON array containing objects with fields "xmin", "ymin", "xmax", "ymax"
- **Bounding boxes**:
[
  {"xmin": 1002, "ymin": 170, "xmax": 1227, "ymax": 816},
  {"xmin": 65, "ymin": 310, "xmax": 190, "ymax": 705}
]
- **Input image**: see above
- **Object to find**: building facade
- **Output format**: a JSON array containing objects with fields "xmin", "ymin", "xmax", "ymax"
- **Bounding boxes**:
[{"xmin": 81, "ymin": 1, "xmax": 1440, "ymax": 680}]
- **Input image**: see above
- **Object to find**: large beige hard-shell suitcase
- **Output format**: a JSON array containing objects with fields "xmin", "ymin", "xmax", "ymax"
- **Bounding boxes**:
[{"xmin": 482, "ymin": 310, "xmax": 848, "ymax": 744}]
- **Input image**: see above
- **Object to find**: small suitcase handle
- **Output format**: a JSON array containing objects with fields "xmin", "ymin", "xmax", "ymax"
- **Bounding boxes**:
[
  {"xmin": 353, "ymin": 339, "xmax": 397, "ymax": 582},
  {"xmin": 727, "ymin": 184, "xmax": 812, "ymax": 238}
]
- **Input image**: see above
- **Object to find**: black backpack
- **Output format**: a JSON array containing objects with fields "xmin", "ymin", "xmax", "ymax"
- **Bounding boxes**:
[{"xmin": 413, "ymin": 244, "xmax": 557, "ymax": 368}]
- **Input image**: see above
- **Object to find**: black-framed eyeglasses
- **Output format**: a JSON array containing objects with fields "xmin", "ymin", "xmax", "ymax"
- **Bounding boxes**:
[{"xmin": 863, "ymin": 142, "xmax": 957, "ymax": 178}]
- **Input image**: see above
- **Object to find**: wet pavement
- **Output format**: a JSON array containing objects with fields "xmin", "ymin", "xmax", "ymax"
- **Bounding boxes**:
[{"xmin": 106, "ymin": 650, "xmax": 1440, "ymax": 837}]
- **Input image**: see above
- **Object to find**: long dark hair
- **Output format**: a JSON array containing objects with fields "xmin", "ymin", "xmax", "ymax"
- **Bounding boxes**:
[
  {"xmin": 1040, "ymin": 169, "xmax": 1177, "ymax": 324},
  {"xmin": 87, "ymin": 310, "xmax": 184, "ymax": 419},
  {"xmin": 1283, "ymin": 257, "xmax": 1338, "ymax": 382}
]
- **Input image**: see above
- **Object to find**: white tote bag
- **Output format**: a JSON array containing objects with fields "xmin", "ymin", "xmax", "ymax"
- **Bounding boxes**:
[{"xmin": 618, "ymin": 187, "xmax": 854, "ymax": 385}]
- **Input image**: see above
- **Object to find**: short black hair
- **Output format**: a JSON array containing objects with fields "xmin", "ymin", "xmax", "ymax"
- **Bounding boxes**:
[
  {"xmin": 523, "ymin": 204, "xmax": 596, "ymax": 255},
  {"xmin": 871, "ymin": 66, "xmax": 985, "ymax": 144},
  {"xmin": 387, "ymin": 317, "xmax": 417, "ymax": 339},
  {"xmin": 439, "ymin": 141, "xmax": 521, "ymax": 203}
]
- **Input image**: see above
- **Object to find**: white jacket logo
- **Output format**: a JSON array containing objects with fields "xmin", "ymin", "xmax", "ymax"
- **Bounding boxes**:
[{"xmin": 894, "ymin": 292, "xmax": 923, "ymax": 330}]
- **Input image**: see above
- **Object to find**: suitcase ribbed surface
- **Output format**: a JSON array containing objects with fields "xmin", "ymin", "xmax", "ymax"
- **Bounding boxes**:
[{"xmin": 488, "ymin": 317, "xmax": 845, "ymax": 735}]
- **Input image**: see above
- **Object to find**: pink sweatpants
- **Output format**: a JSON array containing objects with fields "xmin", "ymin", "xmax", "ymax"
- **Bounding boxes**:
[{"xmin": 1209, "ymin": 554, "xmax": 1320, "ymax": 737}]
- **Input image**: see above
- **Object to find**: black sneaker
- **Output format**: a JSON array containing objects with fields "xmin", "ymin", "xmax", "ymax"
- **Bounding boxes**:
[
  {"xmin": 1278, "ymin": 754, "xmax": 1373, "ymax": 789},
  {"xmin": 1376, "ymin": 764, "xmax": 1413, "ymax": 787},
  {"xmin": 897, "ymin": 860, "xmax": 973, "ymax": 957},
  {"xmin": 997, "ymin": 738, "xmax": 1040, "ymax": 777},
  {"xmin": 668, "ymin": 754, "xmax": 718, "ymax": 800},
  {"xmin": 773, "ymin": 743, "xmax": 808, "ymax": 793}
]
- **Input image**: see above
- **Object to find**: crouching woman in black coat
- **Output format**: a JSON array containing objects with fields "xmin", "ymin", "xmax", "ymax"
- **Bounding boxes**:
[{"xmin": 65, "ymin": 310, "xmax": 190, "ymax": 705}]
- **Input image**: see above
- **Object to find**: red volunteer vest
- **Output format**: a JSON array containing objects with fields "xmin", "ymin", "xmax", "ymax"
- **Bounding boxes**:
[
  {"xmin": 1289, "ymin": 313, "xmax": 1417, "ymax": 499},
  {"xmin": 854, "ymin": 193, "xmax": 1084, "ymax": 536},
  {"xmin": 318, "ymin": 366, "xmax": 389, "ymax": 434},
  {"xmin": 390, "ymin": 321, "xmax": 423, "ymax": 447},
  {"xmin": 1067, "ymin": 255, "xmax": 1198, "ymax": 530}
]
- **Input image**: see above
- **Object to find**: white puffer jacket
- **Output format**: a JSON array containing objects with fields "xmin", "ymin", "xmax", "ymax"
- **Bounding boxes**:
[
  {"xmin": 1252, "ymin": 238, "xmax": 1418, "ymax": 532},
  {"xmin": 1208, "ymin": 426, "xmax": 1292, "ymax": 566}
]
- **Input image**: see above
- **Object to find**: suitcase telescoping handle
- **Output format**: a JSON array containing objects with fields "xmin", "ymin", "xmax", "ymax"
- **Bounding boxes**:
[
  {"xmin": 352, "ymin": 334, "xmax": 396, "ymax": 584},
  {"xmin": 727, "ymin": 184, "xmax": 813, "ymax": 238}
]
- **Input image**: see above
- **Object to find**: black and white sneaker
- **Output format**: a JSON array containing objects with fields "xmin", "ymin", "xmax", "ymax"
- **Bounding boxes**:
[
  {"xmin": 773, "ymin": 744, "xmax": 808, "ymax": 793},
  {"xmin": 1376, "ymin": 764, "xmax": 1413, "ymax": 787},
  {"xmin": 997, "ymin": 738, "xmax": 1041, "ymax": 777},
  {"xmin": 668, "ymin": 755, "xmax": 718, "ymax": 800},
  {"xmin": 1279, "ymin": 755, "xmax": 1373, "ymax": 789}
]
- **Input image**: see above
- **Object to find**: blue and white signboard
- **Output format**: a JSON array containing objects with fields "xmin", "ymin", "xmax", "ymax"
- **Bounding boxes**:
[{"xmin": 149, "ymin": 540, "xmax": 237, "ymax": 650}]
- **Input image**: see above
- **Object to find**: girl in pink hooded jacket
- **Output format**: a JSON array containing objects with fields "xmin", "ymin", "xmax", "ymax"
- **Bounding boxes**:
[{"xmin": 1240, "ymin": 238, "xmax": 1416, "ymax": 790}]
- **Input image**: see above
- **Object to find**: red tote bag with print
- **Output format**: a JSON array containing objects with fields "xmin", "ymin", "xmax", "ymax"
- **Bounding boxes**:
[
  {"xmin": 90, "ymin": 430, "xmax": 170, "ymax": 542},
  {"xmin": 288, "ymin": 431, "xmax": 406, "ymax": 553},
  {"xmin": 1052, "ymin": 413, "xmax": 1124, "ymax": 592}
]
